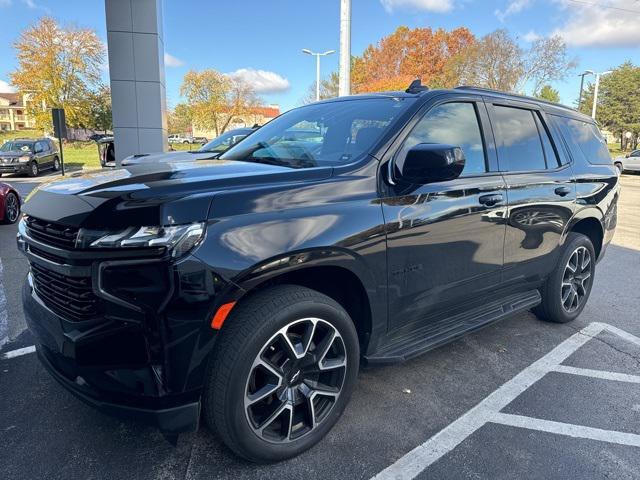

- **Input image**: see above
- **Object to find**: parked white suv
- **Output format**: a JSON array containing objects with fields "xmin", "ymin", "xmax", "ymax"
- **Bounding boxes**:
[{"xmin": 614, "ymin": 150, "xmax": 640, "ymax": 173}]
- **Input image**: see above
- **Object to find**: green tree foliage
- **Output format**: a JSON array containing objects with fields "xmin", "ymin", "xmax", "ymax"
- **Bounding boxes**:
[
  {"xmin": 302, "ymin": 72, "xmax": 340, "ymax": 104},
  {"xmin": 168, "ymin": 103, "xmax": 193, "ymax": 134},
  {"xmin": 580, "ymin": 62, "xmax": 640, "ymax": 150},
  {"xmin": 536, "ymin": 85, "xmax": 560, "ymax": 103},
  {"xmin": 86, "ymin": 85, "xmax": 112, "ymax": 132}
]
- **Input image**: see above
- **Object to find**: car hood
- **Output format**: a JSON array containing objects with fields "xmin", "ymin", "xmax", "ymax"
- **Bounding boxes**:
[
  {"xmin": 122, "ymin": 150, "xmax": 216, "ymax": 165},
  {"xmin": 0, "ymin": 150, "xmax": 30, "ymax": 158},
  {"xmin": 22, "ymin": 159, "xmax": 332, "ymax": 229}
]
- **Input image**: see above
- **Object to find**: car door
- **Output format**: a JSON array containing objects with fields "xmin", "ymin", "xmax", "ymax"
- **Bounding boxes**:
[
  {"xmin": 381, "ymin": 95, "xmax": 508, "ymax": 329},
  {"xmin": 34, "ymin": 141, "xmax": 48, "ymax": 167},
  {"xmin": 486, "ymin": 100, "xmax": 576, "ymax": 288}
]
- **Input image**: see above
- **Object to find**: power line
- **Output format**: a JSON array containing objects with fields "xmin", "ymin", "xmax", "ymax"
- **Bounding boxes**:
[{"xmin": 568, "ymin": 0, "xmax": 640, "ymax": 15}]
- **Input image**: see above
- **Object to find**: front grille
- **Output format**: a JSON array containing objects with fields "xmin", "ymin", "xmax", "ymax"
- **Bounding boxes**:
[
  {"xmin": 25, "ymin": 216, "xmax": 79, "ymax": 250},
  {"xmin": 30, "ymin": 263, "xmax": 101, "ymax": 322}
]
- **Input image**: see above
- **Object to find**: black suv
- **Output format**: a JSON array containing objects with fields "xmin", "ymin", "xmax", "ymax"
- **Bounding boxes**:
[
  {"xmin": 0, "ymin": 137, "xmax": 60, "ymax": 177},
  {"xmin": 18, "ymin": 84, "xmax": 618, "ymax": 462}
]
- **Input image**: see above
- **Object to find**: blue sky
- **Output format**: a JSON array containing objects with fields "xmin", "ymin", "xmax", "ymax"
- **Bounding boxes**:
[{"xmin": 1, "ymin": 0, "xmax": 639, "ymax": 112}]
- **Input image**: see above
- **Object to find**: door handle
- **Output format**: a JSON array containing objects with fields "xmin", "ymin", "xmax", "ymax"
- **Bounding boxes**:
[
  {"xmin": 479, "ymin": 193, "xmax": 503, "ymax": 206},
  {"xmin": 554, "ymin": 186, "xmax": 572, "ymax": 197}
]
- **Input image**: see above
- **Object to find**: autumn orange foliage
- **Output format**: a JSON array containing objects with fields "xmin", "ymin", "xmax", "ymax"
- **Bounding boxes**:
[{"xmin": 352, "ymin": 26, "xmax": 476, "ymax": 93}]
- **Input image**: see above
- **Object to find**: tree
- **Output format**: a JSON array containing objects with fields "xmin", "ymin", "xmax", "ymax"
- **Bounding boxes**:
[
  {"xmin": 580, "ymin": 62, "xmax": 640, "ymax": 150},
  {"xmin": 302, "ymin": 71, "xmax": 340, "ymax": 104},
  {"xmin": 10, "ymin": 17, "xmax": 105, "ymax": 130},
  {"xmin": 351, "ymin": 26, "xmax": 476, "ymax": 92},
  {"xmin": 180, "ymin": 69, "xmax": 260, "ymax": 136},
  {"xmin": 168, "ymin": 103, "xmax": 192, "ymax": 134},
  {"xmin": 86, "ymin": 85, "xmax": 112, "ymax": 132},
  {"xmin": 452, "ymin": 30, "xmax": 575, "ymax": 95},
  {"xmin": 536, "ymin": 85, "xmax": 560, "ymax": 103}
]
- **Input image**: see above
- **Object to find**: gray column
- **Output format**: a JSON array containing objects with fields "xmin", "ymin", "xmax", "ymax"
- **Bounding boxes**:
[{"xmin": 105, "ymin": 0, "xmax": 167, "ymax": 163}]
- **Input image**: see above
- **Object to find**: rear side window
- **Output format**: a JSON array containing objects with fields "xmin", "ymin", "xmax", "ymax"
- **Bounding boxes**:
[
  {"xmin": 492, "ymin": 105, "xmax": 546, "ymax": 171},
  {"xmin": 551, "ymin": 115, "xmax": 612, "ymax": 165}
]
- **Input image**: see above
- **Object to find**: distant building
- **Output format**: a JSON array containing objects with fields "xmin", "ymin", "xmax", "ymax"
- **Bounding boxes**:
[
  {"xmin": 191, "ymin": 105, "xmax": 280, "ymax": 139},
  {"xmin": 0, "ymin": 92, "xmax": 37, "ymax": 131}
]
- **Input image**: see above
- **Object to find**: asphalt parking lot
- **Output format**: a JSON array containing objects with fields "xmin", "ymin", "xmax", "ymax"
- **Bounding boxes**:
[{"xmin": 1, "ymin": 174, "xmax": 639, "ymax": 480}]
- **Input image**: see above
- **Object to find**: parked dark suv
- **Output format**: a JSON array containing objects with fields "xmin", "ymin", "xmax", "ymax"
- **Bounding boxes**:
[
  {"xmin": 18, "ymin": 82, "xmax": 618, "ymax": 462},
  {"xmin": 0, "ymin": 137, "xmax": 60, "ymax": 177}
]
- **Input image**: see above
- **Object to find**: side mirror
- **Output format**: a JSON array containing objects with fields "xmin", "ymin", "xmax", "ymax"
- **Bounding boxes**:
[
  {"xmin": 396, "ymin": 143, "xmax": 465, "ymax": 184},
  {"xmin": 625, "ymin": 153, "xmax": 630, "ymax": 158}
]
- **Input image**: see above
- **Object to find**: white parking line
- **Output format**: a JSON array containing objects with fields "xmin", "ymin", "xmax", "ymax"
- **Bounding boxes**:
[
  {"xmin": 1, "ymin": 345, "xmax": 36, "ymax": 360},
  {"xmin": 491, "ymin": 412, "xmax": 640, "ymax": 448},
  {"xmin": 553, "ymin": 365, "xmax": 640, "ymax": 384},
  {"xmin": 371, "ymin": 322, "xmax": 640, "ymax": 480}
]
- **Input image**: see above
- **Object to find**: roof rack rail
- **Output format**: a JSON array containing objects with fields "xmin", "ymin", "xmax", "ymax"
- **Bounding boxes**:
[
  {"xmin": 406, "ymin": 79, "xmax": 429, "ymax": 94},
  {"xmin": 454, "ymin": 85, "xmax": 506, "ymax": 94}
]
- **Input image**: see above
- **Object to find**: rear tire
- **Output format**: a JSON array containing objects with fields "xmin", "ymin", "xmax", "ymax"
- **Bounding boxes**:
[
  {"xmin": 534, "ymin": 232, "xmax": 596, "ymax": 323},
  {"xmin": 203, "ymin": 285, "xmax": 359, "ymax": 463},
  {"xmin": 53, "ymin": 156, "xmax": 60, "ymax": 171}
]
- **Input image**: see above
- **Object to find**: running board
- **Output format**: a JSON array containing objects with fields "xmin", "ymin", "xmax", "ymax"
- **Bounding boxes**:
[{"xmin": 365, "ymin": 290, "xmax": 541, "ymax": 364}]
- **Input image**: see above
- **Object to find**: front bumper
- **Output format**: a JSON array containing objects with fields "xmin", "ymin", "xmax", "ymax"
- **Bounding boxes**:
[
  {"xmin": 0, "ymin": 163, "xmax": 29, "ymax": 174},
  {"xmin": 37, "ymin": 343, "xmax": 201, "ymax": 433},
  {"xmin": 18, "ymin": 225, "xmax": 229, "ymax": 434}
]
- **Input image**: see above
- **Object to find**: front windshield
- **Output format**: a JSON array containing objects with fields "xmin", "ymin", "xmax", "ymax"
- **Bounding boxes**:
[
  {"xmin": 0, "ymin": 141, "xmax": 34, "ymax": 153},
  {"xmin": 220, "ymin": 97, "xmax": 415, "ymax": 168},
  {"xmin": 199, "ymin": 130, "xmax": 250, "ymax": 154}
]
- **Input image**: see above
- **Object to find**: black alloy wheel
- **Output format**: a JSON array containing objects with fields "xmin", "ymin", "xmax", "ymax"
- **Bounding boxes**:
[{"xmin": 204, "ymin": 285, "xmax": 359, "ymax": 463}]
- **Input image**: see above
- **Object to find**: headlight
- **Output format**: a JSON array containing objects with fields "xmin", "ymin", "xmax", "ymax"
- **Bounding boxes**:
[
  {"xmin": 79, "ymin": 222, "xmax": 205, "ymax": 258},
  {"xmin": 18, "ymin": 155, "xmax": 31, "ymax": 163}
]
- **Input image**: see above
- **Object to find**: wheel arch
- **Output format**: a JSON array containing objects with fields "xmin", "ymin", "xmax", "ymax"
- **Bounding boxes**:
[
  {"xmin": 567, "ymin": 215, "xmax": 604, "ymax": 259},
  {"xmin": 220, "ymin": 249, "xmax": 380, "ymax": 355}
]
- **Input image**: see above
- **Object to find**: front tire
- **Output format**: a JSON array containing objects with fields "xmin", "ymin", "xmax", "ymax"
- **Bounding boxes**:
[
  {"xmin": 53, "ymin": 156, "xmax": 60, "ymax": 171},
  {"xmin": 534, "ymin": 232, "xmax": 596, "ymax": 323},
  {"xmin": 2, "ymin": 192, "xmax": 20, "ymax": 224},
  {"xmin": 203, "ymin": 285, "xmax": 360, "ymax": 463},
  {"xmin": 28, "ymin": 161, "xmax": 39, "ymax": 177}
]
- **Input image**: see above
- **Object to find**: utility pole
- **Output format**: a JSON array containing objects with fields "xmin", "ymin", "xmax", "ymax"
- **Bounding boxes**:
[
  {"xmin": 577, "ymin": 70, "xmax": 593, "ymax": 110},
  {"xmin": 591, "ymin": 70, "xmax": 613, "ymax": 120},
  {"xmin": 339, "ymin": 0, "xmax": 351, "ymax": 96},
  {"xmin": 302, "ymin": 49, "xmax": 335, "ymax": 102}
]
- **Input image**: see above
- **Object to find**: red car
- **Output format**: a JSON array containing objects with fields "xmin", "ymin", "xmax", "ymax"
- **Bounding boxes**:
[{"xmin": 0, "ymin": 182, "xmax": 20, "ymax": 224}]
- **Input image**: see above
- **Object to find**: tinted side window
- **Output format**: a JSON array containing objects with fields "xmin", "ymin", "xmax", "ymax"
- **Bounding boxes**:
[
  {"xmin": 534, "ymin": 114, "xmax": 561, "ymax": 167},
  {"xmin": 397, "ymin": 102, "xmax": 487, "ymax": 176},
  {"xmin": 551, "ymin": 115, "xmax": 612, "ymax": 165},
  {"xmin": 492, "ymin": 105, "xmax": 546, "ymax": 171}
]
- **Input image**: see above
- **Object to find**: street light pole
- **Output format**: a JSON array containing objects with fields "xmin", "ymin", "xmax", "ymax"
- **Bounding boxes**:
[
  {"xmin": 591, "ymin": 70, "xmax": 613, "ymax": 120},
  {"xmin": 302, "ymin": 49, "xmax": 335, "ymax": 102},
  {"xmin": 577, "ymin": 70, "xmax": 593, "ymax": 110},
  {"xmin": 339, "ymin": 0, "xmax": 351, "ymax": 96}
]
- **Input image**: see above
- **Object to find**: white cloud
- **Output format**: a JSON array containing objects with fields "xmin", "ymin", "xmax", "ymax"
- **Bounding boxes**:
[
  {"xmin": 380, "ymin": 0, "xmax": 453, "ymax": 13},
  {"xmin": 21, "ymin": 0, "xmax": 49, "ymax": 12},
  {"xmin": 523, "ymin": 30, "xmax": 542, "ymax": 42},
  {"xmin": 229, "ymin": 68, "xmax": 290, "ymax": 93},
  {"xmin": 164, "ymin": 52, "xmax": 184, "ymax": 68},
  {"xmin": 553, "ymin": 0, "xmax": 640, "ymax": 47},
  {"xmin": 0, "ymin": 80, "xmax": 16, "ymax": 93},
  {"xmin": 495, "ymin": 0, "xmax": 532, "ymax": 22}
]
